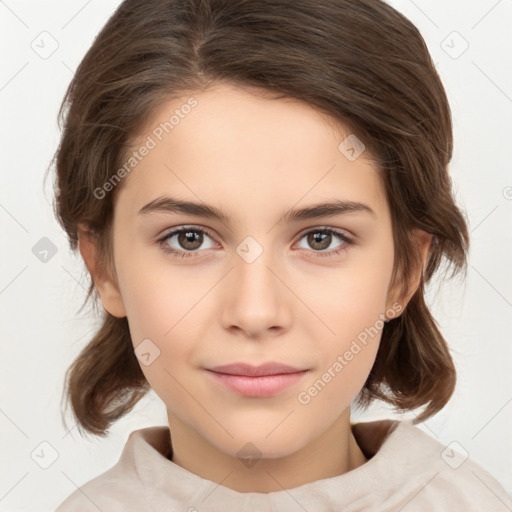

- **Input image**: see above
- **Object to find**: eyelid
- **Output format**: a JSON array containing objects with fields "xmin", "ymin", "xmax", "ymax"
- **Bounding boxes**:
[
  {"xmin": 158, "ymin": 224, "xmax": 354, "ymax": 243},
  {"xmin": 157, "ymin": 224, "xmax": 220, "ymax": 249},
  {"xmin": 156, "ymin": 224, "xmax": 355, "ymax": 258},
  {"xmin": 158, "ymin": 224, "xmax": 218, "ymax": 241},
  {"xmin": 292, "ymin": 226, "xmax": 355, "ymax": 258},
  {"xmin": 294, "ymin": 224, "xmax": 354, "ymax": 240}
]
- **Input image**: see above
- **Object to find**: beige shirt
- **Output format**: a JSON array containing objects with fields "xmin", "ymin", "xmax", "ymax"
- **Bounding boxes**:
[{"xmin": 55, "ymin": 420, "xmax": 512, "ymax": 511}]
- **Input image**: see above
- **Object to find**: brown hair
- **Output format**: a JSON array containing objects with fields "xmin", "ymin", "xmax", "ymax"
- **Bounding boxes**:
[{"xmin": 49, "ymin": 0, "xmax": 469, "ymax": 436}]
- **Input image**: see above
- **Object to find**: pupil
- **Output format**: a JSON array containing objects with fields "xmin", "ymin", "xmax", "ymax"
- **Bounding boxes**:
[
  {"xmin": 179, "ymin": 230, "xmax": 202, "ymax": 250},
  {"xmin": 309, "ymin": 232, "xmax": 330, "ymax": 250}
]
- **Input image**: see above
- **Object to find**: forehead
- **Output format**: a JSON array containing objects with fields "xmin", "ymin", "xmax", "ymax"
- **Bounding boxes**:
[{"xmin": 115, "ymin": 83, "xmax": 387, "ymax": 222}]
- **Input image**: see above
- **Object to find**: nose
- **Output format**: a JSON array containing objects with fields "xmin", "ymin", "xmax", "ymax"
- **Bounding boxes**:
[{"xmin": 220, "ymin": 248, "xmax": 292, "ymax": 339}]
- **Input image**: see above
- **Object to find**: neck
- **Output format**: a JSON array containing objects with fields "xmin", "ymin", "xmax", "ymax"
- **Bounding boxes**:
[{"xmin": 167, "ymin": 408, "xmax": 367, "ymax": 493}]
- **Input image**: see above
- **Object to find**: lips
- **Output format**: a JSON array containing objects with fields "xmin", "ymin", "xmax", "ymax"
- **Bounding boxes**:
[
  {"xmin": 208, "ymin": 362, "xmax": 305, "ymax": 376},
  {"xmin": 205, "ymin": 362, "xmax": 309, "ymax": 397}
]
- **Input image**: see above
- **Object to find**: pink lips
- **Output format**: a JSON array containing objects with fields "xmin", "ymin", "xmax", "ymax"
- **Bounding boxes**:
[{"xmin": 205, "ymin": 363, "xmax": 309, "ymax": 397}]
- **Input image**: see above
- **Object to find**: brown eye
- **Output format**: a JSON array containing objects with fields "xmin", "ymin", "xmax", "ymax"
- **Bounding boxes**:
[
  {"xmin": 158, "ymin": 226, "xmax": 217, "ymax": 257},
  {"xmin": 177, "ymin": 230, "xmax": 203, "ymax": 251},
  {"xmin": 295, "ymin": 228, "xmax": 354, "ymax": 258},
  {"xmin": 306, "ymin": 231, "xmax": 332, "ymax": 251}
]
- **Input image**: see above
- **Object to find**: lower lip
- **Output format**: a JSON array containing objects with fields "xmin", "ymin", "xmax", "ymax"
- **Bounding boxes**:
[{"xmin": 206, "ymin": 370, "xmax": 308, "ymax": 397}]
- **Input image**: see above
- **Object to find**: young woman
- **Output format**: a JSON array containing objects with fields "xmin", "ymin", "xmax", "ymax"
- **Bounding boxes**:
[{"xmin": 52, "ymin": 0, "xmax": 512, "ymax": 510}]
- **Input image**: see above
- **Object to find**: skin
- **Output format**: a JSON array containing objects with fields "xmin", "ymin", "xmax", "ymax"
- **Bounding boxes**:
[{"xmin": 79, "ymin": 82, "xmax": 431, "ymax": 492}]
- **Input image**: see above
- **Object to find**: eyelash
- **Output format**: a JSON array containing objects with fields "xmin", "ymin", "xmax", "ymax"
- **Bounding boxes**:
[{"xmin": 156, "ymin": 226, "xmax": 355, "ymax": 259}]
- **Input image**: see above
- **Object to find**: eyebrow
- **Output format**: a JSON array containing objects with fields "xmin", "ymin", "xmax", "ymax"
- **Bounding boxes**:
[{"xmin": 137, "ymin": 195, "xmax": 376, "ymax": 224}]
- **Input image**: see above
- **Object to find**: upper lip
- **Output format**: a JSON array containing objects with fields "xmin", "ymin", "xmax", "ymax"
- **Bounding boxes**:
[{"xmin": 206, "ymin": 362, "xmax": 307, "ymax": 376}]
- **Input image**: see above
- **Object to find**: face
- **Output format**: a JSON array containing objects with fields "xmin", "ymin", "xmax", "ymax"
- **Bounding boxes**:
[{"xmin": 106, "ymin": 82, "xmax": 398, "ymax": 459}]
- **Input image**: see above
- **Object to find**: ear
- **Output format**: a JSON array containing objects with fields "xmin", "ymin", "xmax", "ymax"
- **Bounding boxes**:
[
  {"xmin": 386, "ymin": 229, "xmax": 433, "ymax": 316},
  {"xmin": 77, "ymin": 225, "xmax": 127, "ymax": 318}
]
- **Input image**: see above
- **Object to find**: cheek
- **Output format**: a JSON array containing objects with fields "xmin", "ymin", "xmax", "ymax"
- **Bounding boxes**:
[
  {"xmin": 119, "ymin": 274, "xmax": 171, "ymax": 346},
  {"xmin": 114, "ymin": 247, "xmax": 209, "ymax": 390},
  {"xmin": 114, "ymin": 235, "xmax": 201, "ymax": 343},
  {"xmin": 116, "ymin": 266, "xmax": 198, "ymax": 414},
  {"xmin": 301, "ymin": 238, "xmax": 394, "ymax": 395},
  {"xmin": 297, "ymin": 283, "xmax": 388, "ymax": 415},
  {"xmin": 309, "ymin": 242, "xmax": 393, "ymax": 344}
]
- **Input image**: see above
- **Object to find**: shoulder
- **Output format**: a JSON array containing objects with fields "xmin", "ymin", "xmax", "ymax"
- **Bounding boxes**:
[
  {"xmin": 372, "ymin": 420, "xmax": 512, "ymax": 511},
  {"xmin": 54, "ymin": 463, "xmax": 147, "ymax": 512},
  {"xmin": 55, "ymin": 426, "xmax": 170, "ymax": 512}
]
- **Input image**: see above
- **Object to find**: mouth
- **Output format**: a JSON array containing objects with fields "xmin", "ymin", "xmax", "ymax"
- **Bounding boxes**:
[{"xmin": 204, "ymin": 362, "xmax": 309, "ymax": 397}]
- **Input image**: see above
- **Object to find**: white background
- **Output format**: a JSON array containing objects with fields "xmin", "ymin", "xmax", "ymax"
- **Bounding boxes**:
[{"xmin": 1, "ymin": 0, "xmax": 511, "ymax": 510}]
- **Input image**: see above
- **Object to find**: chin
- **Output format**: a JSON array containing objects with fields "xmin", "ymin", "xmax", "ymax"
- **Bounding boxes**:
[{"xmin": 207, "ymin": 422, "xmax": 312, "ymax": 461}]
